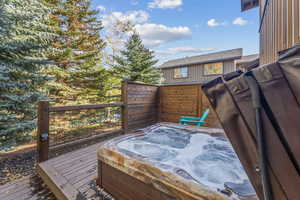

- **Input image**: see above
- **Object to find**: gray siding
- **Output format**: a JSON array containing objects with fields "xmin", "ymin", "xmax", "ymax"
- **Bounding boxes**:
[{"xmin": 161, "ymin": 60, "xmax": 236, "ymax": 84}]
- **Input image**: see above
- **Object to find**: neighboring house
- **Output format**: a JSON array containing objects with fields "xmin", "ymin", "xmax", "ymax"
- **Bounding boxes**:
[
  {"xmin": 159, "ymin": 48, "xmax": 244, "ymax": 85},
  {"xmin": 241, "ymin": 0, "xmax": 300, "ymax": 65},
  {"xmin": 236, "ymin": 54, "xmax": 259, "ymax": 71}
]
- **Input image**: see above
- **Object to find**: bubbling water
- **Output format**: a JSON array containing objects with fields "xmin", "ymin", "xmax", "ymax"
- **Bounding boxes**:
[{"xmin": 117, "ymin": 126, "xmax": 253, "ymax": 192}]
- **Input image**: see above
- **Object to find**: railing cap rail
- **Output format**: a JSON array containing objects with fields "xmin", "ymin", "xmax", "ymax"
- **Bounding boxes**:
[{"xmin": 49, "ymin": 102, "xmax": 124, "ymax": 112}]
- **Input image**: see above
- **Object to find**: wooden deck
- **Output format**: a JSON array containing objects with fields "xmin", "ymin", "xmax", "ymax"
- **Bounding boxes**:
[
  {"xmin": 37, "ymin": 142, "xmax": 107, "ymax": 200},
  {"xmin": 0, "ymin": 175, "xmax": 55, "ymax": 200}
]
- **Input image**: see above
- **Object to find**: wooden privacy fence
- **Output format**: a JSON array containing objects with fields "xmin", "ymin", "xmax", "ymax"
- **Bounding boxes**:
[
  {"xmin": 159, "ymin": 84, "xmax": 220, "ymax": 128},
  {"xmin": 123, "ymin": 82, "xmax": 220, "ymax": 129},
  {"xmin": 37, "ymin": 81, "xmax": 220, "ymax": 162},
  {"xmin": 123, "ymin": 81, "xmax": 159, "ymax": 132}
]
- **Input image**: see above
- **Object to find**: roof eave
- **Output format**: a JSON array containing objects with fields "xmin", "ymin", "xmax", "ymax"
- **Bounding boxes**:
[{"xmin": 159, "ymin": 56, "xmax": 242, "ymax": 69}]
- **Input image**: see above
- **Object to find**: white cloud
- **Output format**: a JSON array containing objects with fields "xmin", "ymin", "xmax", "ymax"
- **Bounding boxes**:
[
  {"xmin": 96, "ymin": 5, "xmax": 106, "ymax": 12},
  {"xmin": 135, "ymin": 23, "xmax": 191, "ymax": 47},
  {"xmin": 102, "ymin": 10, "xmax": 149, "ymax": 28},
  {"xmin": 207, "ymin": 19, "xmax": 228, "ymax": 27},
  {"xmin": 207, "ymin": 19, "xmax": 220, "ymax": 27},
  {"xmin": 148, "ymin": 0, "xmax": 183, "ymax": 9},
  {"xmin": 102, "ymin": 10, "xmax": 191, "ymax": 47},
  {"xmin": 157, "ymin": 47, "xmax": 215, "ymax": 55},
  {"xmin": 207, "ymin": 19, "xmax": 218, "ymax": 27},
  {"xmin": 233, "ymin": 17, "xmax": 248, "ymax": 25}
]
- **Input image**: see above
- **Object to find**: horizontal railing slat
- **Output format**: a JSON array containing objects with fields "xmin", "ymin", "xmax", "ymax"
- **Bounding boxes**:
[{"xmin": 49, "ymin": 102, "xmax": 124, "ymax": 112}]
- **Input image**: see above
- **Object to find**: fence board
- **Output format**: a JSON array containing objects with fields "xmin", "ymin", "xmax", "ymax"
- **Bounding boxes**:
[
  {"xmin": 126, "ymin": 82, "xmax": 159, "ymax": 131},
  {"xmin": 122, "ymin": 82, "xmax": 129, "ymax": 133}
]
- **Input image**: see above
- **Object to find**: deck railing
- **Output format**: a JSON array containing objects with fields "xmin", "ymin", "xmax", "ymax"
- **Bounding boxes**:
[
  {"xmin": 37, "ymin": 101, "xmax": 125, "ymax": 162},
  {"xmin": 36, "ymin": 81, "xmax": 220, "ymax": 163}
]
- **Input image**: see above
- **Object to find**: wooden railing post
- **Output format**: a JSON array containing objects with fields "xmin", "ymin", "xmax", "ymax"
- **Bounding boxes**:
[
  {"xmin": 121, "ymin": 81, "xmax": 129, "ymax": 134},
  {"xmin": 37, "ymin": 101, "xmax": 49, "ymax": 162}
]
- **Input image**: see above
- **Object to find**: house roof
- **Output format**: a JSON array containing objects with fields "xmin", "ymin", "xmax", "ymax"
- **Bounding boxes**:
[
  {"xmin": 236, "ymin": 54, "xmax": 259, "ymax": 71},
  {"xmin": 236, "ymin": 54, "xmax": 259, "ymax": 64},
  {"xmin": 159, "ymin": 48, "xmax": 243, "ymax": 69},
  {"xmin": 241, "ymin": 0, "xmax": 259, "ymax": 11}
]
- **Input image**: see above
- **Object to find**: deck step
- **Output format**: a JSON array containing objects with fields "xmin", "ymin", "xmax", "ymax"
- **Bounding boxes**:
[{"xmin": 37, "ymin": 142, "xmax": 107, "ymax": 200}]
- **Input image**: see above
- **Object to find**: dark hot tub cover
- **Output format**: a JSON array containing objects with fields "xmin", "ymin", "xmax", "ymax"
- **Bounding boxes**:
[{"xmin": 202, "ymin": 44, "xmax": 300, "ymax": 200}]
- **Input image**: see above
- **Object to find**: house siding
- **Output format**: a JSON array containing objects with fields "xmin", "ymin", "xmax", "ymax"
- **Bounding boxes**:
[
  {"xmin": 161, "ymin": 60, "xmax": 236, "ymax": 84},
  {"xmin": 259, "ymin": 0, "xmax": 300, "ymax": 65}
]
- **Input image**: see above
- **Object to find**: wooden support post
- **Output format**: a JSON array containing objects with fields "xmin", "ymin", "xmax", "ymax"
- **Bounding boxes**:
[
  {"xmin": 37, "ymin": 101, "xmax": 50, "ymax": 163},
  {"xmin": 121, "ymin": 81, "xmax": 129, "ymax": 134}
]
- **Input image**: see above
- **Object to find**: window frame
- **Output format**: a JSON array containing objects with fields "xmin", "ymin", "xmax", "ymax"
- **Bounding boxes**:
[
  {"xmin": 174, "ymin": 67, "xmax": 189, "ymax": 79},
  {"xmin": 203, "ymin": 62, "xmax": 224, "ymax": 76}
]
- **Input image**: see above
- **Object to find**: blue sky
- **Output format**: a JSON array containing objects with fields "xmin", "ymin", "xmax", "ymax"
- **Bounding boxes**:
[{"xmin": 91, "ymin": 0, "xmax": 260, "ymax": 64}]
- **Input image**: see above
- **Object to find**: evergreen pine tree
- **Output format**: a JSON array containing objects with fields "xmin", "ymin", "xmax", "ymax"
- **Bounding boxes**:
[
  {"xmin": 113, "ymin": 32, "xmax": 161, "ymax": 84},
  {"xmin": 0, "ymin": 0, "xmax": 56, "ymax": 145},
  {"xmin": 44, "ymin": 0, "xmax": 107, "ymax": 105}
]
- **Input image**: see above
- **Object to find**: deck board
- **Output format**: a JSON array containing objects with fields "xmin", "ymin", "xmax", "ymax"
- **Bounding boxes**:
[
  {"xmin": 0, "ymin": 175, "xmax": 55, "ymax": 200},
  {"xmin": 37, "ymin": 141, "xmax": 105, "ymax": 200}
]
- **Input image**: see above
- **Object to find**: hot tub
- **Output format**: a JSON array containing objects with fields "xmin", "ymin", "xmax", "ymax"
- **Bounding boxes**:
[{"xmin": 97, "ymin": 123, "xmax": 257, "ymax": 200}]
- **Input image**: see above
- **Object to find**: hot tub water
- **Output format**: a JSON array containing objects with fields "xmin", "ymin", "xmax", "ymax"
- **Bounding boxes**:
[{"xmin": 117, "ymin": 126, "xmax": 255, "ymax": 195}]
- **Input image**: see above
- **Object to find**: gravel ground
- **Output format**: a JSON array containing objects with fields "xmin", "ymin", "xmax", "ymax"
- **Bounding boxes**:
[
  {"xmin": 0, "ymin": 150, "xmax": 37, "ymax": 185},
  {"xmin": 89, "ymin": 180, "xmax": 115, "ymax": 200}
]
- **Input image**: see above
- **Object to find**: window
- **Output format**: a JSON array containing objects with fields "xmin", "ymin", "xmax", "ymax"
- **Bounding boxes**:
[
  {"xmin": 174, "ymin": 67, "xmax": 188, "ymax": 78},
  {"xmin": 204, "ymin": 62, "xmax": 223, "ymax": 75}
]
